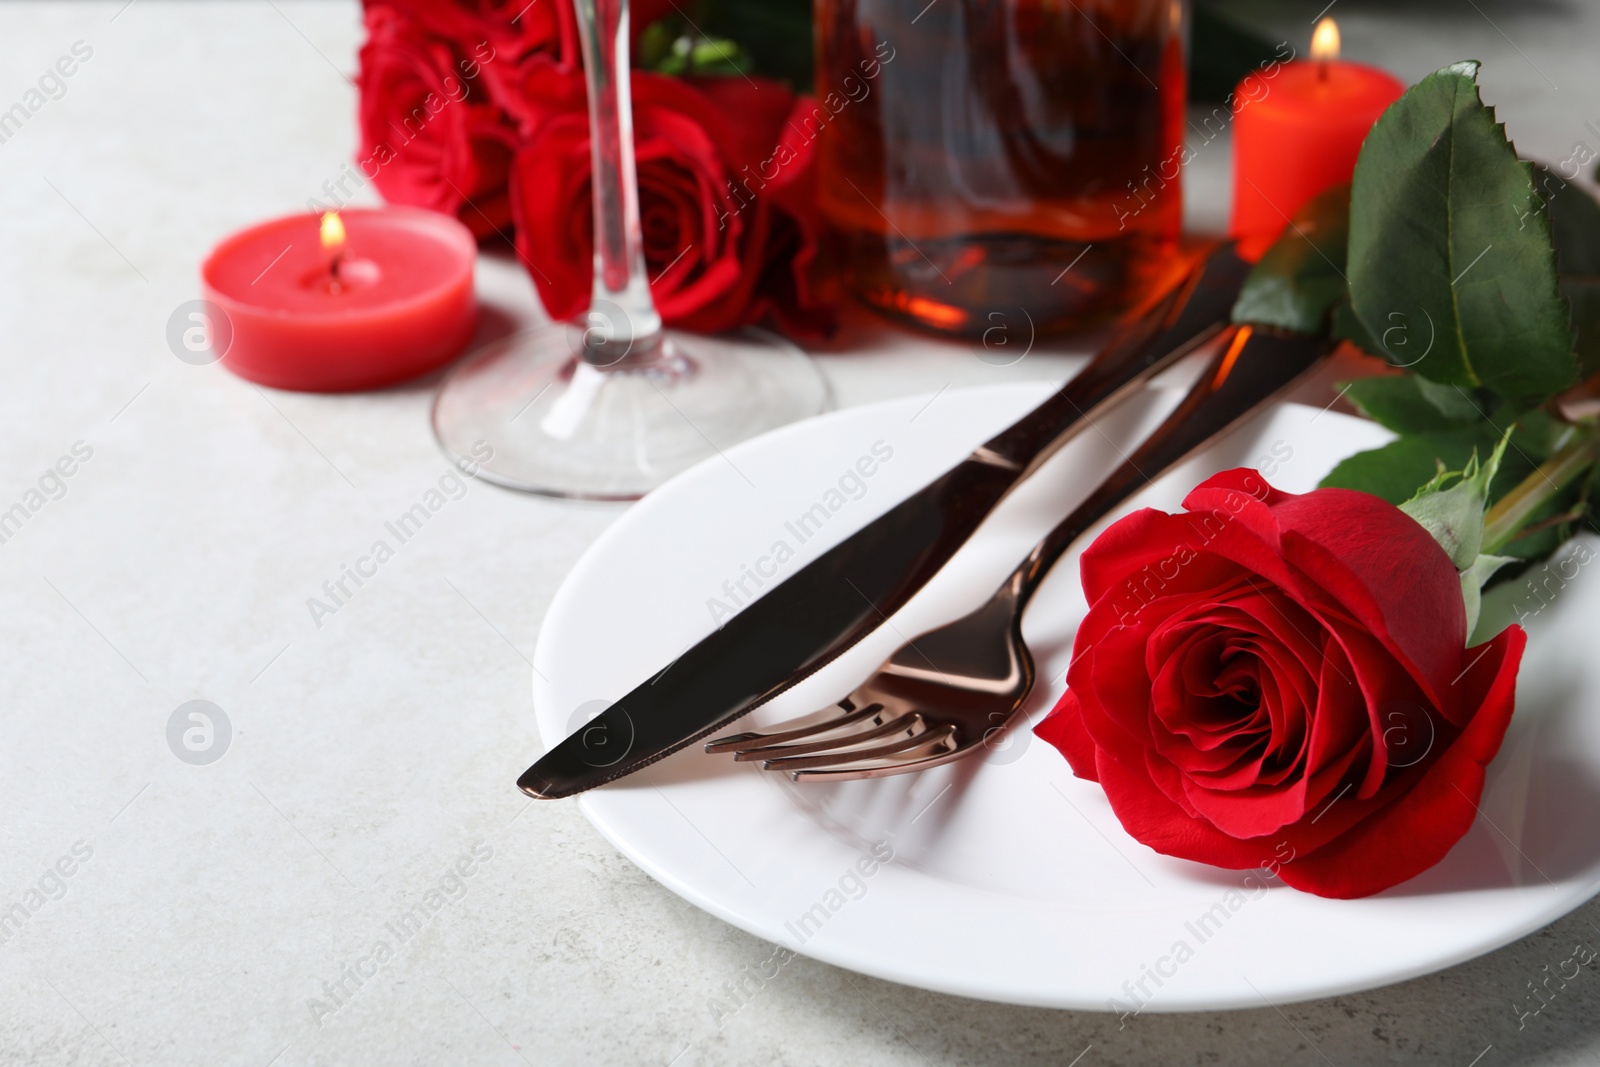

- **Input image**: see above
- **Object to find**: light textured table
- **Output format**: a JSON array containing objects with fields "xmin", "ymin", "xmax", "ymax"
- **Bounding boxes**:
[{"xmin": 3, "ymin": 2, "xmax": 1599, "ymax": 1064}]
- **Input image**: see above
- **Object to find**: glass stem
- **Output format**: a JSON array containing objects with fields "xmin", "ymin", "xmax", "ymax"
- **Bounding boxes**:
[{"xmin": 573, "ymin": 0, "xmax": 664, "ymax": 366}]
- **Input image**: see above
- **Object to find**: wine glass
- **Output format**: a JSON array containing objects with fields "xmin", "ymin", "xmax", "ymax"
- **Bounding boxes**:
[{"xmin": 432, "ymin": 0, "xmax": 830, "ymax": 501}]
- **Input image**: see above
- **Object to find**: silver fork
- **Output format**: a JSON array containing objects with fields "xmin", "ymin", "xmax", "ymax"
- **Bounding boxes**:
[{"xmin": 705, "ymin": 325, "xmax": 1330, "ymax": 781}]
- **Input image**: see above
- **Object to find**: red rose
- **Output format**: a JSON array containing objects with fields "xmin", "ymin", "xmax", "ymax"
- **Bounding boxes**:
[
  {"xmin": 1035, "ymin": 469, "xmax": 1525, "ymax": 899},
  {"xmin": 356, "ymin": 6, "xmax": 522, "ymax": 238},
  {"xmin": 364, "ymin": 0, "xmax": 576, "ymax": 64},
  {"xmin": 506, "ymin": 62, "xmax": 834, "ymax": 337},
  {"xmin": 364, "ymin": 0, "xmax": 669, "ymax": 66}
]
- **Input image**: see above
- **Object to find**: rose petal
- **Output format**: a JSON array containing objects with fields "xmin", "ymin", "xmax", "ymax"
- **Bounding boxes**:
[
  {"xmin": 1093, "ymin": 745, "xmax": 1272, "ymax": 870},
  {"xmin": 1033, "ymin": 690, "xmax": 1101, "ymax": 782},
  {"xmin": 1077, "ymin": 508, "xmax": 1242, "ymax": 609},
  {"xmin": 1185, "ymin": 470, "xmax": 1466, "ymax": 712},
  {"xmin": 1275, "ymin": 626, "xmax": 1525, "ymax": 898}
]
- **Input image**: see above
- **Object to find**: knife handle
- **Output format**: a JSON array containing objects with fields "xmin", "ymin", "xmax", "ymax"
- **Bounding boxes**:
[{"xmin": 977, "ymin": 244, "xmax": 1252, "ymax": 481}]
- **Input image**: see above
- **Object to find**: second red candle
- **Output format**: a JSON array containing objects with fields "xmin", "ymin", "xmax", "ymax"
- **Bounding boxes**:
[{"xmin": 1229, "ymin": 20, "xmax": 1404, "ymax": 250}]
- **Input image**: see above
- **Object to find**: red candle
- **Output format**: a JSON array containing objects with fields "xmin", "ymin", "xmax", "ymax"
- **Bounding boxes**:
[
  {"xmin": 1228, "ymin": 19, "xmax": 1404, "ymax": 251},
  {"xmin": 202, "ymin": 207, "xmax": 476, "ymax": 392}
]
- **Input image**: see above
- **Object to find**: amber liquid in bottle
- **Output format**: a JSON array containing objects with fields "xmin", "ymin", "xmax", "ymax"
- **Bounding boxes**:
[{"xmin": 815, "ymin": 0, "xmax": 1186, "ymax": 336}]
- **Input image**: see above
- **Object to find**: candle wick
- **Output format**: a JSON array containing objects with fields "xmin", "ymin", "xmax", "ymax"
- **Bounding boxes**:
[
  {"xmin": 328, "ymin": 251, "xmax": 345, "ymax": 293},
  {"xmin": 1317, "ymin": 60, "xmax": 1329, "ymax": 82}
]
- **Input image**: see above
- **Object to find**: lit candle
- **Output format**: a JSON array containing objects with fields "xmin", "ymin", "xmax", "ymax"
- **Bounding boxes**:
[
  {"xmin": 202, "ymin": 207, "xmax": 477, "ymax": 392},
  {"xmin": 320, "ymin": 210, "xmax": 348, "ymax": 291},
  {"xmin": 1228, "ymin": 18, "xmax": 1405, "ymax": 252}
]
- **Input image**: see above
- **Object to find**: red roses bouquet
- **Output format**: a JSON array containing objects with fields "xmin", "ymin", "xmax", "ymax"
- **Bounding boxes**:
[{"xmin": 352, "ymin": 0, "xmax": 832, "ymax": 338}]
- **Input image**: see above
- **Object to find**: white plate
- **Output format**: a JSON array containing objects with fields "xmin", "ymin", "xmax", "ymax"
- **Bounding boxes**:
[{"xmin": 531, "ymin": 381, "xmax": 1600, "ymax": 1011}]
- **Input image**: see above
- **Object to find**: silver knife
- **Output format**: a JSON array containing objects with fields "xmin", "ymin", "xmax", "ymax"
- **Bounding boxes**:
[{"xmin": 519, "ymin": 245, "xmax": 1251, "ymax": 798}]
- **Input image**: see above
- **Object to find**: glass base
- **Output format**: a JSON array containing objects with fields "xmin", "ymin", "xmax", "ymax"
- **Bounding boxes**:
[{"xmin": 431, "ymin": 326, "xmax": 831, "ymax": 501}]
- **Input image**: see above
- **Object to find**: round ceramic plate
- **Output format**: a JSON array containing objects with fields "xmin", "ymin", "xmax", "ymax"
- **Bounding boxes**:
[{"xmin": 530, "ymin": 381, "xmax": 1600, "ymax": 1011}]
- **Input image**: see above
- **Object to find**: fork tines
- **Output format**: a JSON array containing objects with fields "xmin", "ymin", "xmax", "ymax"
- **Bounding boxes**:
[{"xmin": 706, "ymin": 700, "xmax": 959, "ymax": 778}]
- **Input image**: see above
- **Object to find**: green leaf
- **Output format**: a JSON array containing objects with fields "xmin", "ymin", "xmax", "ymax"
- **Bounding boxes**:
[
  {"xmin": 1342, "ymin": 375, "xmax": 1481, "ymax": 435},
  {"xmin": 1503, "ymin": 404, "xmax": 1569, "ymax": 457},
  {"xmin": 1322, "ymin": 419, "xmax": 1579, "ymax": 561},
  {"xmin": 699, "ymin": 0, "xmax": 813, "ymax": 88},
  {"xmin": 1461, "ymin": 553, "xmax": 1517, "ymax": 635},
  {"xmin": 1533, "ymin": 162, "xmax": 1600, "ymax": 275},
  {"xmin": 690, "ymin": 39, "xmax": 753, "ymax": 74},
  {"xmin": 1232, "ymin": 185, "xmax": 1350, "ymax": 334},
  {"xmin": 1321, "ymin": 420, "xmax": 1544, "ymax": 503},
  {"xmin": 1346, "ymin": 62, "xmax": 1576, "ymax": 401},
  {"xmin": 1416, "ymin": 377, "xmax": 1490, "ymax": 422},
  {"xmin": 1563, "ymin": 277, "xmax": 1600, "ymax": 379},
  {"xmin": 1332, "ymin": 298, "xmax": 1384, "ymax": 357},
  {"xmin": 637, "ymin": 19, "xmax": 753, "ymax": 77},
  {"xmin": 1322, "ymin": 429, "xmax": 1494, "ymax": 504},
  {"xmin": 637, "ymin": 19, "xmax": 674, "ymax": 71},
  {"xmin": 1496, "ymin": 488, "xmax": 1584, "ymax": 561},
  {"xmin": 1398, "ymin": 434, "xmax": 1509, "ymax": 568},
  {"xmin": 1531, "ymin": 162, "xmax": 1600, "ymax": 378}
]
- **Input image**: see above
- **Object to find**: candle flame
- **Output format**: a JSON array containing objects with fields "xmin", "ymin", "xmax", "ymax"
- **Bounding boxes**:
[
  {"xmin": 319, "ymin": 211, "xmax": 346, "ymax": 253},
  {"xmin": 1311, "ymin": 17, "xmax": 1340, "ymax": 62}
]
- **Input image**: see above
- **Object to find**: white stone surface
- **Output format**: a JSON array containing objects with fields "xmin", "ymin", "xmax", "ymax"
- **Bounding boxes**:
[{"xmin": 0, "ymin": 2, "xmax": 1597, "ymax": 1064}]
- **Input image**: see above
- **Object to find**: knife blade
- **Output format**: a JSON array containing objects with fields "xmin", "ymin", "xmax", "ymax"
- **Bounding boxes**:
[{"xmin": 520, "ymin": 245, "xmax": 1252, "ymax": 798}]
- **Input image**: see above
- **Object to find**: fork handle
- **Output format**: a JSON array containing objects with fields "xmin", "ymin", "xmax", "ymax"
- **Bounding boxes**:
[
  {"xmin": 1008, "ymin": 325, "xmax": 1333, "ymax": 612},
  {"xmin": 975, "ymin": 243, "xmax": 1251, "ymax": 478}
]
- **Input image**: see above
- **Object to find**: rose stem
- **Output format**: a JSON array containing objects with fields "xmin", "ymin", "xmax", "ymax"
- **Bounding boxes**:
[{"xmin": 1481, "ymin": 431, "xmax": 1600, "ymax": 554}]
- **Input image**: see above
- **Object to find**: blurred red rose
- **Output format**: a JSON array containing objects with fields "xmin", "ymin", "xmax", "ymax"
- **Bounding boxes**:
[
  {"xmin": 365, "ymin": 0, "xmax": 673, "ymax": 65},
  {"xmin": 505, "ymin": 61, "xmax": 834, "ymax": 337},
  {"xmin": 1035, "ymin": 469, "xmax": 1524, "ymax": 899},
  {"xmin": 356, "ymin": 5, "xmax": 523, "ymax": 238},
  {"xmin": 365, "ymin": 0, "xmax": 576, "ymax": 64}
]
